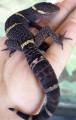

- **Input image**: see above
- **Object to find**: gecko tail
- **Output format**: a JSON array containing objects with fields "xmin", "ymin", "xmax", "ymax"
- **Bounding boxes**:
[
  {"xmin": 8, "ymin": 107, "xmax": 15, "ymax": 111},
  {"xmin": 8, "ymin": 107, "xmax": 29, "ymax": 119}
]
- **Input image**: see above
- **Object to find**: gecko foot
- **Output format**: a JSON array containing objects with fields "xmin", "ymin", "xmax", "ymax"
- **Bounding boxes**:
[
  {"xmin": 2, "ymin": 48, "xmax": 16, "ymax": 57},
  {"xmin": 57, "ymin": 32, "xmax": 72, "ymax": 49}
]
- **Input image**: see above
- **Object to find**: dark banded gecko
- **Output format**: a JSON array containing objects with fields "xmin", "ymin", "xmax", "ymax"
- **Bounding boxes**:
[{"xmin": 2, "ymin": 2, "xmax": 71, "ymax": 120}]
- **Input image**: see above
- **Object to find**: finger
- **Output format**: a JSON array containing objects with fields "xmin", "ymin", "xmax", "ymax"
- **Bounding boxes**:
[
  {"xmin": 0, "ymin": 37, "xmax": 9, "ymax": 95},
  {"xmin": 46, "ymin": 7, "xmax": 76, "ymax": 78},
  {"xmin": 49, "ymin": 0, "xmax": 76, "ymax": 29},
  {"xmin": 0, "ymin": 106, "xmax": 22, "ymax": 120},
  {"xmin": 0, "ymin": 37, "xmax": 42, "ymax": 115},
  {"xmin": 3, "ymin": 45, "xmax": 44, "ymax": 115},
  {"xmin": 0, "ymin": 38, "xmax": 22, "ymax": 120}
]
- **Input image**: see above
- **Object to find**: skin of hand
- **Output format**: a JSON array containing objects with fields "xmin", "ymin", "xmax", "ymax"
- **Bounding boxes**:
[{"xmin": 0, "ymin": 0, "xmax": 76, "ymax": 119}]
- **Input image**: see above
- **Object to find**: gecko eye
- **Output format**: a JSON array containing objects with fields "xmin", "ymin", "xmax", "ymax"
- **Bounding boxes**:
[{"xmin": 32, "ymin": 2, "xmax": 60, "ymax": 15}]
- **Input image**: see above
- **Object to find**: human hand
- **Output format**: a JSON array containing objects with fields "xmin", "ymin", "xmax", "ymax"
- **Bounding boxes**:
[{"xmin": 0, "ymin": 0, "xmax": 76, "ymax": 119}]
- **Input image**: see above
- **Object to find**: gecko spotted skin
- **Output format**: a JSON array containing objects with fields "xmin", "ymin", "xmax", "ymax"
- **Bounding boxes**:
[{"xmin": 3, "ymin": 2, "xmax": 70, "ymax": 120}]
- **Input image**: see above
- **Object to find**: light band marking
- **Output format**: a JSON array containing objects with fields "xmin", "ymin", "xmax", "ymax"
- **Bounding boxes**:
[
  {"xmin": 32, "ymin": 6, "xmax": 47, "ymax": 14},
  {"xmin": 15, "ymin": 12, "xmax": 29, "ymax": 22},
  {"xmin": 6, "ymin": 23, "xmax": 22, "ymax": 34},
  {"xmin": 30, "ymin": 56, "xmax": 45, "ymax": 69},
  {"xmin": 21, "ymin": 39, "xmax": 35, "ymax": 49},
  {"xmin": 45, "ymin": 107, "xmax": 52, "ymax": 117},
  {"xmin": 32, "ymin": 6, "xmax": 37, "ymax": 11},
  {"xmin": 45, "ymin": 84, "xmax": 59, "ymax": 93}
]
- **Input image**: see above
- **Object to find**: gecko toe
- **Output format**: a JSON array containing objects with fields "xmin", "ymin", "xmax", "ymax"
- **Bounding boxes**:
[
  {"xmin": 9, "ymin": 50, "xmax": 16, "ymax": 57},
  {"xmin": 1, "ymin": 48, "xmax": 9, "ymax": 51}
]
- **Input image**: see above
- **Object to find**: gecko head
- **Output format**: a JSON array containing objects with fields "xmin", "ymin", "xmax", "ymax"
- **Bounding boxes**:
[{"xmin": 32, "ymin": 2, "xmax": 60, "ymax": 15}]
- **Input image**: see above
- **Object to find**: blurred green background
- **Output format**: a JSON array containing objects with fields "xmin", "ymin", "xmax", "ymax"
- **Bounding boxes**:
[{"xmin": 0, "ymin": 0, "xmax": 76, "ymax": 106}]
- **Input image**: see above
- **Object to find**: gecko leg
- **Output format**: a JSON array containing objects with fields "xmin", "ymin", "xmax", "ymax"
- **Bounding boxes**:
[
  {"xmin": 34, "ymin": 26, "xmax": 72, "ymax": 49},
  {"xmin": 39, "ymin": 42, "xmax": 50, "ymax": 51},
  {"xmin": 2, "ymin": 39, "xmax": 21, "ymax": 56}
]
